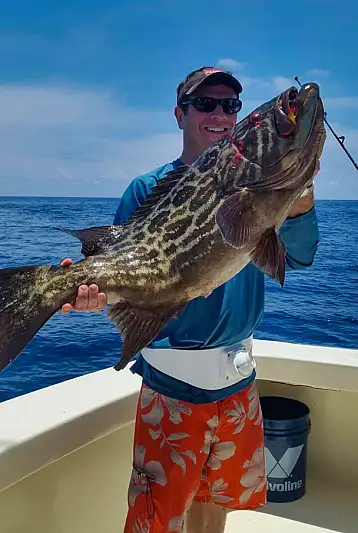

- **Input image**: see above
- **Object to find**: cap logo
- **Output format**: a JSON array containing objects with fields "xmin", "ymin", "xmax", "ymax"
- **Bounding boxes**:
[{"xmin": 204, "ymin": 68, "xmax": 222, "ymax": 76}]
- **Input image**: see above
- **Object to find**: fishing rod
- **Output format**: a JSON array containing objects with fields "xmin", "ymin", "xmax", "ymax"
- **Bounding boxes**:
[{"xmin": 294, "ymin": 76, "xmax": 358, "ymax": 171}]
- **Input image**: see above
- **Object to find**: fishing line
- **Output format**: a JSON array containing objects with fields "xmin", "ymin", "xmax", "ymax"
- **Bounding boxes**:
[{"xmin": 294, "ymin": 76, "xmax": 358, "ymax": 171}]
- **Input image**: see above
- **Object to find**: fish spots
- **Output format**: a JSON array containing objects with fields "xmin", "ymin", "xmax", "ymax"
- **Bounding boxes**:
[
  {"xmin": 148, "ymin": 209, "xmax": 171, "ymax": 232},
  {"xmin": 181, "ymin": 220, "xmax": 214, "ymax": 248},
  {"xmin": 146, "ymin": 236, "xmax": 156, "ymax": 246},
  {"xmin": 166, "ymin": 243, "xmax": 177, "ymax": 255},
  {"xmin": 159, "ymin": 195, "xmax": 172, "ymax": 209},
  {"xmin": 169, "ymin": 206, "xmax": 189, "ymax": 222},
  {"xmin": 135, "ymin": 231, "xmax": 145, "ymax": 241},
  {"xmin": 261, "ymin": 127, "xmax": 270, "ymax": 154},
  {"xmin": 172, "ymin": 185, "xmax": 196, "ymax": 207},
  {"xmin": 259, "ymin": 117, "xmax": 280, "ymax": 164},
  {"xmin": 163, "ymin": 220, "xmax": 190, "ymax": 242},
  {"xmin": 248, "ymin": 163, "xmax": 260, "ymax": 181},
  {"xmin": 188, "ymin": 195, "xmax": 204, "ymax": 212},
  {"xmin": 134, "ymin": 246, "xmax": 150, "ymax": 256},
  {"xmin": 189, "ymin": 185, "xmax": 215, "ymax": 211},
  {"xmin": 146, "ymin": 249, "xmax": 159, "ymax": 261},
  {"xmin": 195, "ymin": 209, "xmax": 213, "ymax": 229},
  {"xmin": 170, "ymin": 243, "xmax": 208, "ymax": 277},
  {"xmin": 196, "ymin": 147, "xmax": 220, "ymax": 173},
  {"xmin": 132, "ymin": 222, "xmax": 146, "ymax": 235}
]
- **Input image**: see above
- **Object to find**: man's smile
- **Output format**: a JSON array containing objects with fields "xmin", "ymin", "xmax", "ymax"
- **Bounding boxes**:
[{"xmin": 204, "ymin": 126, "xmax": 228, "ymax": 133}]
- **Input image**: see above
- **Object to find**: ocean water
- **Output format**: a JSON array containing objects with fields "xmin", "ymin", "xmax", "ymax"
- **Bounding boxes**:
[{"xmin": 0, "ymin": 197, "xmax": 357, "ymax": 403}]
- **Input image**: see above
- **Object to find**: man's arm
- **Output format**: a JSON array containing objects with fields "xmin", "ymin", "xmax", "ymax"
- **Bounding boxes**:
[
  {"xmin": 279, "ymin": 160, "xmax": 320, "ymax": 271},
  {"xmin": 280, "ymin": 187, "xmax": 319, "ymax": 271},
  {"xmin": 287, "ymin": 193, "xmax": 314, "ymax": 218}
]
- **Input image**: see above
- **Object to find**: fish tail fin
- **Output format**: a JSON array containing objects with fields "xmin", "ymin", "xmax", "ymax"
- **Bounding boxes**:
[{"xmin": 0, "ymin": 264, "xmax": 62, "ymax": 372}]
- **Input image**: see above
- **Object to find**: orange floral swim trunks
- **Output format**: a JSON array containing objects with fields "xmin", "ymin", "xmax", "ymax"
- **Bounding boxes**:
[{"xmin": 124, "ymin": 381, "xmax": 267, "ymax": 533}]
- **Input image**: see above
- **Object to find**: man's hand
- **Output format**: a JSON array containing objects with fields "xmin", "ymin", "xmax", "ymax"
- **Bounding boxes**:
[
  {"xmin": 288, "ymin": 158, "xmax": 320, "ymax": 218},
  {"xmin": 60, "ymin": 258, "xmax": 107, "ymax": 313}
]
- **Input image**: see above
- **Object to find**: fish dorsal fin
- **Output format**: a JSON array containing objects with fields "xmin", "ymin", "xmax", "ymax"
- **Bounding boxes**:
[
  {"xmin": 54, "ymin": 165, "xmax": 189, "ymax": 257},
  {"xmin": 123, "ymin": 165, "xmax": 190, "ymax": 225},
  {"xmin": 54, "ymin": 225, "xmax": 123, "ymax": 257}
]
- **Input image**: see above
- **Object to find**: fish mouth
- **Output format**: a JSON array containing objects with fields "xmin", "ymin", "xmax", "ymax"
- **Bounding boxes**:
[{"xmin": 274, "ymin": 83, "xmax": 320, "ymax": 137}]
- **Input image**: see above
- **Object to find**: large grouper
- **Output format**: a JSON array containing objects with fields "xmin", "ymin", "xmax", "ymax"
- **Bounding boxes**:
[{"xmin": 0, "ymin": 82, "xmax": 326, "ymax": 373}]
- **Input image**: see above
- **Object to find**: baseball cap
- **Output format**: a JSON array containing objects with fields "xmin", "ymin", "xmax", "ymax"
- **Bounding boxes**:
[{"xmin": 177, "ymin": 66, "xmax": 243, "ymax": 105}]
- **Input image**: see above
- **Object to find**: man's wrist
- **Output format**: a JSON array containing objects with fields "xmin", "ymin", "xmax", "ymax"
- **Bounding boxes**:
[
  {"xmin": 288, "ymin": 186, "xmax": 314, "ymax": 218},
  {"xmin": 288, "ymin": 155, "xmax": 319, "ymax": 217},
  {"xmin": 300, "ymin": 180, "xmax": 315, "ymax": 197}
]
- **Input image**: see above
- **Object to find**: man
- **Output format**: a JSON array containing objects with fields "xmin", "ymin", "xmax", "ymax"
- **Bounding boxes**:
[{"xmin": 61, "ymin": 66, "xmax": 320, "ymax": 533}]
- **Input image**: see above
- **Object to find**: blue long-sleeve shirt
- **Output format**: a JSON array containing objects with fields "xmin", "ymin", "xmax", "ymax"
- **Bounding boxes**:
[{"xmin": 113, "ymin": 158, "xmax": 319, "ymax": 403}]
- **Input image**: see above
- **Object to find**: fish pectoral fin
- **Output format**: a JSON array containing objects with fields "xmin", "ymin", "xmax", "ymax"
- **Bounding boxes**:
[
  {"xmin": 108, "ymin": 301, "xmax": 187, "ymax": 371},
  {"xmin": 251, "ymin": 228, "xmax": 286, "ymax": 287},
  {"xmin": 54, "ymin": 225, "xmax": 122, "ymax": 257},
  {"xmin": 216, "ymin": 191, "xmax": 254, "ymax": 248}
]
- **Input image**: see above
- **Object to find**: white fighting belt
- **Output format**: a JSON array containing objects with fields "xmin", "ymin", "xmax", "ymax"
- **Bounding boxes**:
[{"xmin": 140, "ymin": 335, "xmax": 255, "ymax": 390}]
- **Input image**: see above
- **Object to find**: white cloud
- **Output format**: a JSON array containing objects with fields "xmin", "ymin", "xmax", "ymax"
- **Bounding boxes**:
[
  {"xmin": 324, "ymin": 97, "xmax": 358, "ymax": 109},
  {"xmin": 0, "ymin": 83, "xmax": 178, "ymax": 197},
  {"xmin": 239, "ymin": 76, "xmax": 264, "ymax": 89},
  {"xmin": 215, "ymin": 57, "xmax": 296, "ymax": 93},
  {"xmin": 270, "ymin": 76, "xmax": 295, "ymax": 92},
  {"xmin": 95, "ymin": 133, "xmax": 181, "ymax": 184},
  {"xmin": 236, "ymin": 75, "xmax": 296, "ymax": 94},
  {"xmin": 315, "ymin": 122, "xmax": 358, "ymax": 199},
  {"xmin": 217, "ymin": 58, "xmax": 246, "ymax": 71},
  {"xmin": 0, "ymin": 82, "xmax": 170, "ymax": 130},
  {"xmin": 307, "ymin": 69, "xmax": 331, "ymax": 77}
]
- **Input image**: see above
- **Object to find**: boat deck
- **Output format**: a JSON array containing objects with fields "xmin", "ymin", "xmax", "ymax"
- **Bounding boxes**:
[
  {"xmin": 226, "ymin": 478, "xmax": 357, "ymax": 532},
  {"xmin": 1, "ymin": 340, "xmax": 358, "ymax": 532}
]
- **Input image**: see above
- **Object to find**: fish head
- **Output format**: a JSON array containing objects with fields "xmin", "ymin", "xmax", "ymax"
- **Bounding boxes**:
[{"xmin": 217, "ymin": 82, "xmax": 326, "ymax": 189}]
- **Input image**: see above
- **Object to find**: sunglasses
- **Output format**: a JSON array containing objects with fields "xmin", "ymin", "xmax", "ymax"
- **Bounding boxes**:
[{"xmin": 180, "ymin": 96, "xmax": 242, "ymax": 115}]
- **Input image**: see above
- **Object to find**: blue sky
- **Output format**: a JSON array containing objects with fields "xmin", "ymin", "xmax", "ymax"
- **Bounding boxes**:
[{"xmin": 0, "ymin": 0, "xmax": 357, "ymax": 199}]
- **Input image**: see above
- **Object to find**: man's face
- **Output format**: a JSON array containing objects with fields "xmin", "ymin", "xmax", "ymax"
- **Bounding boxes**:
[{"xmin": 175, "ymin": 83, "xmax": 238, "ymax": 154}]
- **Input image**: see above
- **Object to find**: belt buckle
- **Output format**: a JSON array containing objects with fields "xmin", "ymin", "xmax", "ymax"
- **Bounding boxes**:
[{"xmin": 227, "ymin": 339, "xmax": 255, "ymax": 379}]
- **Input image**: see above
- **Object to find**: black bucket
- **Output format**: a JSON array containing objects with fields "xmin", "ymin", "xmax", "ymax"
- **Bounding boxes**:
[{"xmin": 260, "ymin": 396, "xmax": 311, "ymax": 503}]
